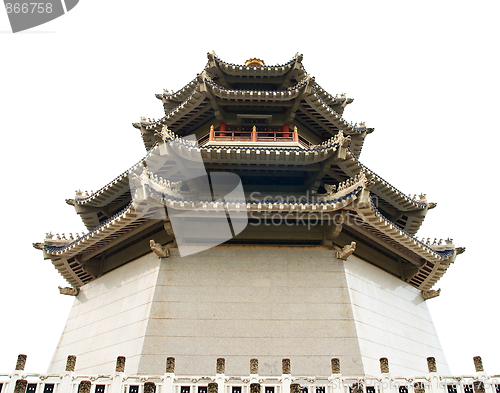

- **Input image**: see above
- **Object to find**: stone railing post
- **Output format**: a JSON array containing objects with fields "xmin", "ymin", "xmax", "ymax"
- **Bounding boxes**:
[
  {"xmin": 13, "ymin": 380, "xmax": 27, "ymax": 393},
  {"xmin": 208, "ymin": 383, "xmax": 218, "ymax": 393},
  {"xmin": 78, "ymin": 380, "xmax": 92, "ymax": 393},
  {"xmin": 15, "ymin": 355, "xmax": 27, "ymax": 371},
  {"xmin": 216, "ymin": 358, "xmax": 226, "ymax": 393},
  {"xmin": 474, "ymin": 356, "xmax": 484, "ymax": 373},
  {"xmin": 328, "ymin": 358, "xmax": 342, "ymax": 393},
  {"xmin": 144, "ymin": 382, "xmax": 156, "ymax": 393},
  {"xmin": 379, "ymin": 358, "xmax": 395, "ymax": 393},
  {"xmin": 110, "ymin": 356, "xmax": 126, "ymax": 393},
  {"xmin": 59, "ymin": 355, "xmax": 77, "ymax": 393},
  {"xmin": 162, "ymin": 357, "xmax": 176, "ymax": 393},
  {"xmin": 473, "ymin": 356, "xmax": 487, "ymax": 393},
  {"xmin": 427, "ymin": 357, "xmax": 437, "ymax": 373},
  {"xmin": 250, "ymin": 358, "xmax": 258, "ymax": 375},
  {"xmin": 250, "ymin": 383, "xmax": 261, "ymax": 393},
  {"xmin": 425, "ymin": 356, "xmax": 439, "ymax": 393},
  {"xmin": 280, "ymin": 359, "xmax": 291, "ymax": 393},
  {"xmin": 5, "ymin": 355, "xmax": 27, "ymax": 393}
]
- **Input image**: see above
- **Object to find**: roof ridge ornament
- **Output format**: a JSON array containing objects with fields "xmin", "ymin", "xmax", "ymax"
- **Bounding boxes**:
[{"xmin": 244, "ymin": 58, "xmax": 265, "ymax": 67}]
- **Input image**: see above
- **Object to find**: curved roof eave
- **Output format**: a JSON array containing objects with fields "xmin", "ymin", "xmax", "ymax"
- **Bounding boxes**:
[
  {"xmin": 207, "ymin": 52, "xmax": 300, "ymax": 77},
  {"xmin": 155, "ymin": 78, "xmax": 199, "ymax": 112},
  {"xmin": 349, "ymin": 197, "xmax": 457, "ymax": 291},
  {"xmin": 42, "ymin": 172, "xmax": 458, "ymax": 290},
  {"xmin": 204, "ymin": 75, "xmax": 308, "ymax": 102},
  {"xmin": 339, "ymin": 148, "xmax": 429, "ymax": 214}
]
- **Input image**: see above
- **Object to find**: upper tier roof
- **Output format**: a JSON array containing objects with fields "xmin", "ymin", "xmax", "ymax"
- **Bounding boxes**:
[{"xmin": 136, "ymin": 53, "xmax": 369, "ymax": 155}]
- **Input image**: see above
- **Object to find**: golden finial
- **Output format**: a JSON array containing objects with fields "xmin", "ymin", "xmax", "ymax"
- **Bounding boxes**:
[
  {"xmin": 253, "ymin": 125, "xmax": 257, "ymax": 131},
  {"xmin": 210, "ymin": 125, "xmax": 214, "ymax": 131},
  {"xmin": 245, "ymin": 58, "xmax": 265, "ymax": 66}
]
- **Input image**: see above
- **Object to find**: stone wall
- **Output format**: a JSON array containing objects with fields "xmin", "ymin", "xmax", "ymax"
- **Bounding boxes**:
[
  {"xmin": 48, "ymin": 246, "xmax": 449, "ymax": 376},
  {"xmin": 344, "ymin": 255, "xmax": 450, "ymax": 375}
]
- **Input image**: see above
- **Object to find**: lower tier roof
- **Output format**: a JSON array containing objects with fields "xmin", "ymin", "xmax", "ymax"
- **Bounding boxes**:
[{"xmin": 38, "ymin": 171, "xmax": 461, "ymax": 291}]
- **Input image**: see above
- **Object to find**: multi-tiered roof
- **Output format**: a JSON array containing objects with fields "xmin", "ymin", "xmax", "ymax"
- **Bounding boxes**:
[{"xmin": 35, "ymin": 53, "xmax": 463, "ymax": 296}]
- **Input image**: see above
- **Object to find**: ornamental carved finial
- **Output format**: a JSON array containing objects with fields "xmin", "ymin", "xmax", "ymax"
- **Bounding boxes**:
[
  {"xmin": 335, "ymin": 130, "xmax": 351, "ymax": 148},
  {"xmin": 422, "ymin": 288, "xmax": 441, "ymax": 300},
  {"xmin": 150, "ymin": 239, "xmax": 177, "ymax": 258},
  {"xmin": 58, "ymin": 286, "xmax": 79, "ymax": 296},
  {"xmin": 324, "ymin": 184, "xmax": 337, "ymax": 196},
  {"xmin": 32, "ymin": 242, "xmax": 44, "ymax": 250},
  {"xmin": 334, "ymin": 242, "xmax": 356, "ymax": 260}
]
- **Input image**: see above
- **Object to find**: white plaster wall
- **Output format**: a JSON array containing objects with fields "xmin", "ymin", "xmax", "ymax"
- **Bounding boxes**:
[
  {"xmin": 48, "ymin": 253, "xmax": 162, "ymax": 374},
  {"xmin": 343, "ymin": 255, "xmax": 450, "ymax": 376},
  {"xmin": 48, "ymin": 247, "xmax": 450, "ymax": 377},
  {"xmin": 138, "ymin": 247, "xmax": 364, "ymax": 376}
]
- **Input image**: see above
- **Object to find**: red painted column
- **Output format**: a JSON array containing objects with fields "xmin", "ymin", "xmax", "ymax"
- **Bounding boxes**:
[
  {"xmin": 209, "ymin": 125, "xmax": 214, "ymax": 141},
  {"xmin": 252, "ymin": 125, "xmax": 257, "ymax": 142},
  {"xmin": 293, "ymin": 126, "xmax": 298, "ymax": 142},
  {"xmin": 282, "ymin": 124, "xmax": 290, "ymax": 139},
  {"xmin": 220, "ymin": 123, "xmax": 226, "ymax": 137}
]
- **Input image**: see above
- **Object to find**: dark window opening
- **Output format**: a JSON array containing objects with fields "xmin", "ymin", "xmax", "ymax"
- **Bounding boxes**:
[
  {"xmin": 265, "ymin": 387, "xmax": 274, "ymax": 393},
  {"xmin": 27, "ymin": 384, "xmax": 37, "ymax": 393},
  {"xmin": 464, "ymin": 386, "xmax": 473, "ymax": 393},
  {"xmin": 95, "ymin": 385, "xmax": 105, "ymax": 393},
  {"xmin": 43, "ymin": 385, "xmax": 54, "ymax": 393},
  {"xmin": 181, "ymin": 387, "xmax": 190, "ymax": 393},
  {"xmin": 129, "ymin": 386, "xmax": 139, "ymax": 393},
  {"xmin": 367, "ymin": 387, "xmax": 376, "ymax": 393},
  {"xmin": 198, "ymin": 387, "xmax": 207, "ymax": 393},
  {"xmin": 399, "ymin": 387, "xmax": 408, "ymax": 393},
  {"xmin": 233, "ymin": 387, "xmax": 242, "ymax": 393}
]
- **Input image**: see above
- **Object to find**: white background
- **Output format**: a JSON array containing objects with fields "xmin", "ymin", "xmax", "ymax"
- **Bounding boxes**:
[{"xmin": 0, "ymin": 0, "xmax": 498, "ymax": 375}]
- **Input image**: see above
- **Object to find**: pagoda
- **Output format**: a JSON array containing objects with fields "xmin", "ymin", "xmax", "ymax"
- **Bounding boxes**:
[{"xmin": 35, "ymin": 53, "xmax": 464, "ymax": 378}]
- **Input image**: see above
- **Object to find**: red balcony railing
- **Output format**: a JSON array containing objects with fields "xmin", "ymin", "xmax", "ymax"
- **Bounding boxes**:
[{"xmin": 198, "ymin": 125, "xmax": 314, "ymax": 148}]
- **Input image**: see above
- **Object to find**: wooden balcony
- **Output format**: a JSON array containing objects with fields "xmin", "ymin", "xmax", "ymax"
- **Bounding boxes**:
[{"xmin": 199, "ymin": 125, "xmax": 313, "ymax": 148}]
